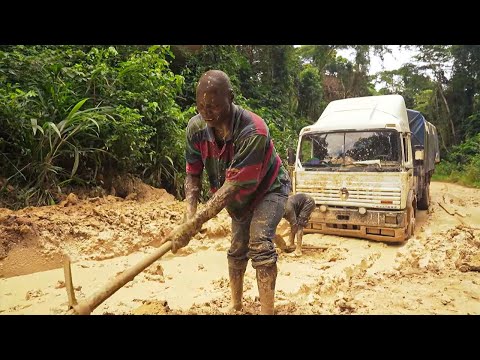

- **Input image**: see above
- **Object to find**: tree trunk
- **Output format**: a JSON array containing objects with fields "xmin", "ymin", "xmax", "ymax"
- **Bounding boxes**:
[{"xmin": 437, "ymin": 83, "xmax": 456, "ymax": 144}]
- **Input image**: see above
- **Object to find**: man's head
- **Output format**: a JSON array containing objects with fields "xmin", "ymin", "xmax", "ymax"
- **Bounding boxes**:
[{"xmin": 196, "ymin": 70, "xmax": 234, "ymax": 128}]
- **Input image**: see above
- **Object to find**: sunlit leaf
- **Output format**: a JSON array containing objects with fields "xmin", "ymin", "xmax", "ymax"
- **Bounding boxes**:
[
  {"xmin": 67, "ymin": 98, "xmax": 89, "ymax": 120},
  {"xmin": 47, "ymin": 122, "xmax": 62, "ymax": 139},
  {"xmin": 71, "ymin": 147, "xmax": 79, "ymax": 177}
]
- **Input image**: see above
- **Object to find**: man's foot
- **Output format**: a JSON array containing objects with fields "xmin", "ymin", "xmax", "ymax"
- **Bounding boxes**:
[{"xmin": 288, "ymin": 249, "xmax": 302, "ymax": 257}]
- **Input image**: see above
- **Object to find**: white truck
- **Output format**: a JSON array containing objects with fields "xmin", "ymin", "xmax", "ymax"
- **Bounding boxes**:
[{"xmin": 289, "ymin": 94, "xmax": 439, "ymax": 242}]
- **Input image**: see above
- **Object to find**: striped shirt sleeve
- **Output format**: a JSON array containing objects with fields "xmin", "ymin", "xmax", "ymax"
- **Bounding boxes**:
[{"xmin": 185, "ymin": 131, "xmax": 204, "ymax": 176}]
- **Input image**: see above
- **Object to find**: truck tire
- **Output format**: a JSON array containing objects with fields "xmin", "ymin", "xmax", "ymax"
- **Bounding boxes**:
[{"xmin": 418, "ymin": 183, "xmax": 430, "ymax": 210}]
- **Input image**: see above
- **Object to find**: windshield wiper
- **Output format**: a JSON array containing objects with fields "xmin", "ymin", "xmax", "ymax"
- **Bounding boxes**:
[
  {"xmin": 352, "ymin": 159, "xmax": 382, "ymax": 168},
  {"xmin": 303, "ymin": 159, "xmax": 331, "ymax": 167}
]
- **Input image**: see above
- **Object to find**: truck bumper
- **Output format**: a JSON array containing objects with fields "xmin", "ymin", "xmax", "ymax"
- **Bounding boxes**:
[{"xmin": 305, "ymin": 207, "xmax": 408, "ymax": 242}]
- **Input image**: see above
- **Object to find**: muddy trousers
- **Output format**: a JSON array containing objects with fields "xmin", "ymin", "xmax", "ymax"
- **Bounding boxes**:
[{"xmin": 227, "ymin": 191, "xmax": 287, "ymax": 314}]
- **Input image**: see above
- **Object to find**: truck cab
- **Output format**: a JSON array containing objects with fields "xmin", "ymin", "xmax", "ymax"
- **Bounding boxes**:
[{"xmin": 292, "ymin": 94, "xmax": 423, "ymax": 242}]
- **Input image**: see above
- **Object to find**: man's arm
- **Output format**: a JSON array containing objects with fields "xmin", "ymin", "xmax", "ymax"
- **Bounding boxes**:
[
  {"xmin": 191, "ymin": 182, "xmax": 237, "ymax": 227},
  {"xmin": 169, "ymin": 182, "xmax": 238, "ymax": 253},
  {"xmin": 185, "ymin": 174, "xmax": 201, "ymax": 220}
]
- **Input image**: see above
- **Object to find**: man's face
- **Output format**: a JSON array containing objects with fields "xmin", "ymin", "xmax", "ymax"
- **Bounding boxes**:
[{"xmin": 196, "ymin": 89, "xmax": 231, "ymax": 128}]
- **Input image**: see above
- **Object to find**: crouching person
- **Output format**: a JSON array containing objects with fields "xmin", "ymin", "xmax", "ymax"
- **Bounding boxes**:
[{"xmin": 283, "ymin": 193, "xmax": 316, "ymax": 256}]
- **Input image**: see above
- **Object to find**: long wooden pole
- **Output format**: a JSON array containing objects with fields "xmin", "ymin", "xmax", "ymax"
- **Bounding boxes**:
[{"xmin": 68, "ymin": 241, "xmax": 172, "ymax": 315}]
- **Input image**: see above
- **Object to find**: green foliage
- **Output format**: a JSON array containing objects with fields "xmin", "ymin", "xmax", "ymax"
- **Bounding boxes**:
[
  {"xmin": 0, "ymin": 45, "xmax": 187, "ymax": 206},
  {"xmin": 462, "ymin": 112, "xmax": 480, "ymax": 139},
  {"xmin": 103, "ymin": 105, "xmax": 153, "ymax": 171},
  {"xmin": 246, "ymin": 104, "xmax": 307, "ymax": 162},
  {"xmin": 414, "ymin": 89, "xmax": 434, "ymax": 114},
  {"xmin": 433, "ymin": 159, "xmax": 480, "ymax": 188},
  {"xmin": 27, "ymin": 100, "xmax": 113, "ymax": 205},
  {"xmin": 432, "ymin": 134, "xmax": 480, "ymax": 188},
  {"xmin": 2, "ymin": 44, "xmax": 480, "ymax": 208},
  {"xmin": 296, "ymin": 45, "xmax": 338, "ymax": 71},
  {"xmin": 447, "ymin": 133, "xmax": 480, "ymax": 164},
  {"xmin": 178, "ymin": 45, "xmax": 248, "ymax": 108},
  {"xmin": 322, "ymin": 48, "xmax": 372, "ymax": 99},
  {"xmin": 297, "ymin": 65, "xmax": 324, "ymax": 121}
]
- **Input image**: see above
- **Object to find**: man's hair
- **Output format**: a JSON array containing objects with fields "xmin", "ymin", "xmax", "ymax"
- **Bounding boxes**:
[{"xmin": 197, "ymin": 70, "xmax": 233, "ymax": 96}]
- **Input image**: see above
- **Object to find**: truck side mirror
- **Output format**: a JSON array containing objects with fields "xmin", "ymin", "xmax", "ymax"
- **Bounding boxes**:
[
  {"xmin": 415, "ymin": 150, "xmax": 424, "ymax": 161},
  {"xmin": 287, "ymin": 147, "xmax": 295, "ymax": 166},
  {"xmin": 414, "ymin": 145, "xmax": 424, "ymax": 162}
]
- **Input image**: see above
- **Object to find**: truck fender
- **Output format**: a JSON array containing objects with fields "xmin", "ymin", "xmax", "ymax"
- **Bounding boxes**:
[
  {"xmin": 407, "ymin": 189, "xmax": 417, "ymax": 210},
  {"xmin": 405, "ymin": 189, "xmax": 417, "ymax": 239}
]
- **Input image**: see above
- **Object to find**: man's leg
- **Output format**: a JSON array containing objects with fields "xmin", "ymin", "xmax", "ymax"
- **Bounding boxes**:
[
  {"xmin": 227, "ymin": 213, "xmax": 252, "ymax": 312},
  {"xmin": 249, "ymin": 192, "xmax": 288, "ymax": 315}
]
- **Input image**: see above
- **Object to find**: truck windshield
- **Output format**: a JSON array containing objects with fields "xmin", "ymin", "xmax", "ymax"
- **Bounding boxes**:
[{"xmin": 299, "ymin": 130, "xmax": 402, "ymax": 171}]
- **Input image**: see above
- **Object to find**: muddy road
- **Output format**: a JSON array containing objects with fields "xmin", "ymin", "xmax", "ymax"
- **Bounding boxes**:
[{"xmin": 1, "ymin": 181, "xmax": 479, "ymax": 315}]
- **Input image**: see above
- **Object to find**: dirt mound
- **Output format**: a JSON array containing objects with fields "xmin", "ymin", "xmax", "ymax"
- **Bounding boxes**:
[
  {"xmin": 0, "ymin": 182, "xmax": 182, "ymax": 278},
  {"xmin": 111, "ymin": 174, "xmax": 175, "ymax": 203},
  {"xmin": 0, "ymin": 211, "xmax": 39, "ymax": 259},
  {"xmin": 394, "ymin": 225, "xmax": 480, "ymax": 274}
]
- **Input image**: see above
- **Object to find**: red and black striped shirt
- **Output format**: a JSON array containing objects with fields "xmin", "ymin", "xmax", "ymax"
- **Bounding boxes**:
[{"xmin": 186, "ymin": 104, "xmax": 290, "ymax": 217}]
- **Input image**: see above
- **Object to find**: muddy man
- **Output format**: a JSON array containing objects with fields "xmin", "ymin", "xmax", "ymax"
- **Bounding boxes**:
[
  {"xmin": 283, "ymin": 193, "xmax": 316, "ymax": 256},
  {"xmin": 171, "ymin": 70, "xmax": 291, "ymax": 315}
]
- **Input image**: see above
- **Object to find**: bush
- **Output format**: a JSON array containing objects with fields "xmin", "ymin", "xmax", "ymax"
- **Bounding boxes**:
[{"xmin": 432, "ymin": 136, "xmax": 480, "ymax": 188}]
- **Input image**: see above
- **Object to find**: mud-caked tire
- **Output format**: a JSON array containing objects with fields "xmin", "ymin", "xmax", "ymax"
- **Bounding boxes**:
[{"xmin": 418, "ymin": 183, "xmax": 430, "ymax": 210}]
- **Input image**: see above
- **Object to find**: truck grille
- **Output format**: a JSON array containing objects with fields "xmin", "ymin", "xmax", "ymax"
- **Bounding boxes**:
[{"xmin": 295, "ymin": 185, "xmax": 401, "ymax": 208}]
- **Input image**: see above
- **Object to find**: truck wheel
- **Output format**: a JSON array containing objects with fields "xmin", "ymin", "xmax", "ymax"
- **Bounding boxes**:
[
  {"xmin": 406, "ymin": 202, "xmax": 415, "ymax": 240},
  {"xmin": 418, "ymin": 183, "xmax": 430, "ymax": 210}
]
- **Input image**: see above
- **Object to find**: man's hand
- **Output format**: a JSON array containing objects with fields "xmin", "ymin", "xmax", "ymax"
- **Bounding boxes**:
[{"xmin": 166, "ymin": 181, "xmax": 237, "ymax": 254}]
